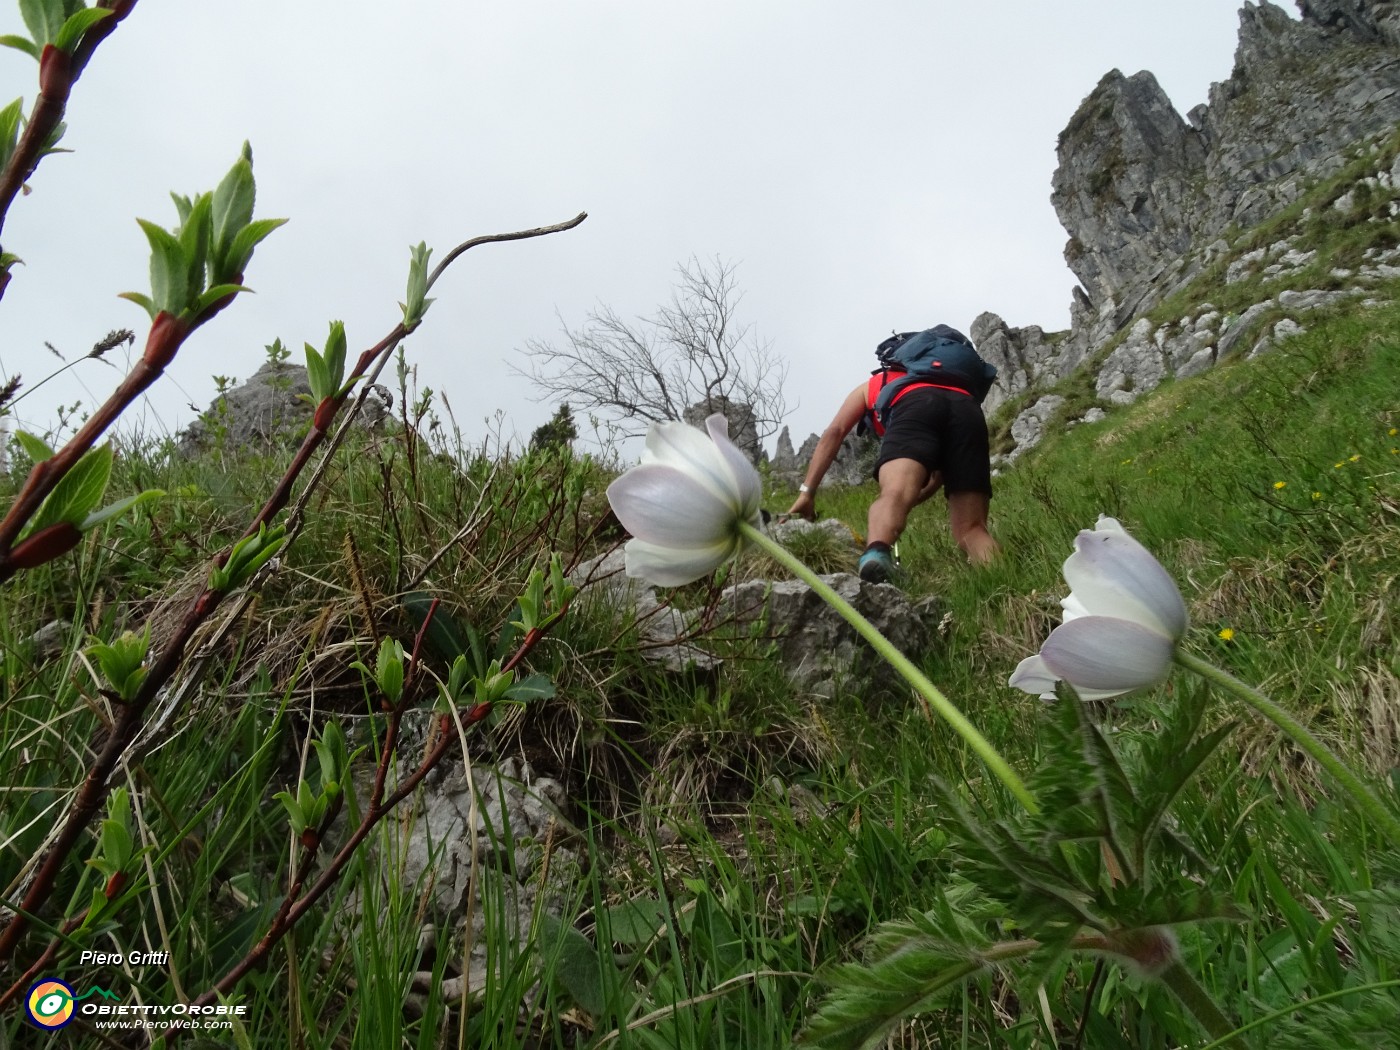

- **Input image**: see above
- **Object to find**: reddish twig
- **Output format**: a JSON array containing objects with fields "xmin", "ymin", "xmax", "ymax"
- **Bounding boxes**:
[
  {"xmin": 0, "ymin": 0, "xmax": 137, "ymax": 250},
  {"xmin": 0, "ymin": 214, "xmax": 585, "ymax": 965},
  {"xmin": 188, "ymin": 595, "xmax": 571, "ymax": 1009},
  {"xmin": 0, "ymin": 310, "xmax": 206, "ymax": 574}
]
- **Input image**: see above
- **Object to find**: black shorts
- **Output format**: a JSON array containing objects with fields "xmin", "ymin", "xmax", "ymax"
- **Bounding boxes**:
[{"xmin": 872, "ymin": 387, "xmax": 993, "ymax": 496}]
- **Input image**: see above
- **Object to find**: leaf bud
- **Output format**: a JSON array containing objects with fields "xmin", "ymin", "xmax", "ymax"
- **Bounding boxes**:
[
  {"xmin": 7, "ymin": 521, "xmax": 81, "ymax": 568},
  {"xmin": 141, "ymin": 311, "xmax": 188, "ymax": 370},
  {"xmin": 38, "ymin": 45, "xmax": 72, "ymax": 101},
  {"xmin": 312, "ymin": 396, "xmax": 337, "ymax": 432}
]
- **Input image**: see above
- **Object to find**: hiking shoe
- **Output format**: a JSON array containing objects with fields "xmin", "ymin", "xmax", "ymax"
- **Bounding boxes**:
[{"xmin": 858, "ymin": 548, "xmax": 895, "ymax": 584}]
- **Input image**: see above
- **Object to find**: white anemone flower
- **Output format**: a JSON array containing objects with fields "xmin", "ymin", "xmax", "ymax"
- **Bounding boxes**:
[
  {"xmin": 1010, "ymin": 516, "xmax": 1188, "ymax": 701},
  {"xmin": 605, "ymin": 413, "xmax": 763, "ymax": 586}
]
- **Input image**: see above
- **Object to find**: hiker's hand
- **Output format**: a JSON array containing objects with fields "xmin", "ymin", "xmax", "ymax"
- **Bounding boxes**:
[{"xmin": 786, "ymin": 491, "xmax": 816, "ymax": 522}]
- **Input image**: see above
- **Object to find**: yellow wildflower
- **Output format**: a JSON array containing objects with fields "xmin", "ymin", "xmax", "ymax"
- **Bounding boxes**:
[
  {"xmin": 1218, "ymin": 628, "xmax": 1235, "ymax": 642},
  {"xmin": 1273, "ymin": 481, "xmax": 1286, "ymax": 490},
  {"xmin": 1312, "ymin": 491, "xmax": 1322, "ymax": 500},
  {"xmin": 1349, "ymin": 453, "xmax": 1361, "ymax": 462}
]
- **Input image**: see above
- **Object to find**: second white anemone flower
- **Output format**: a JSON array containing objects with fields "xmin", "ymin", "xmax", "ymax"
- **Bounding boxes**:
[
  {"xmin": 1010, "ymin": 515, "xmax": 1188, "ymax": 701},
  {"xmin": 605, "ymin": 413, "xmax": 763, "ymax": 586}
]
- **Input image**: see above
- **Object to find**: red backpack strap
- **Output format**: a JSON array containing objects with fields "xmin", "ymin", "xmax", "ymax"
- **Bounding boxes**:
[{"xmin": 865, "ymin": 372, "xmax": 890, "ymax": 437}]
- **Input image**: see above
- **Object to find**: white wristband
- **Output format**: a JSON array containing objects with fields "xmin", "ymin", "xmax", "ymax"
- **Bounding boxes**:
[{"xmin": 799, "ymin": 483, "xmax": 811, "ymax": 493}]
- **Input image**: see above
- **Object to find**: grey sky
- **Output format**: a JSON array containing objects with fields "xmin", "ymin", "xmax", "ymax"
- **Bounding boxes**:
[{"xmin": 1, "ymin": 1, "xmax": 1256, "ymax": 450}]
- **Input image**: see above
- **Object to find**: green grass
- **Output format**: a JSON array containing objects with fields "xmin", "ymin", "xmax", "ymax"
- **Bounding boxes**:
[
  {"xmin": 769, "ymin": 290, "xmax": 1400, "ymax": 1045},
  {"xmin": 4, "ymin": 232, "xmax": 1400, "ymax": 1050}
]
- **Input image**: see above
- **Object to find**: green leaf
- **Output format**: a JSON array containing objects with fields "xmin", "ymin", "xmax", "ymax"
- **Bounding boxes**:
[
  {"xmin": 313, "ymin": 723, "xmax": 343, "ymax": 787},
  {"xmin": 211, "ymin": 523, "xmax": 284, "ymax": 591},
  {"xmin": 136, "ymin": 218, "xmax": 190, "ymax": 317},
  {"xmin": 210, "ymin": 153, "xmax": 255, "ymax": 279},
  {"xmin": 446, "ymin": 654, "xmax": 472, "ymax": 703},
  {"xmin": 116, "ymin": 290, "xmax": 157, "ymax": 319},
  {"xmin": 374, "ymin": 638, "xmax": 405, "ymax": 703},
  {"xmin": 303, "ymin": 345, "xmax": 329, "ymax": 402},
  {"xmin": 26, "ymin": 442, "xmax": 112, "ymax": 537},
  {"xmin": 296, "ymin": 778, "xmax": 316, "ymax": 816},
  {"xmin": 273, "ymin": 790, "xmax": 306, "ymax": 835},
  {"xmin": 53, "ymin": 7, "xmax": 111, "ymax": 54},
  {"xmin": 19, "ymin": 0, "xmax": 66, "ymax": 46},
  {"xmin": 504, "ymin": 673, "xmax": 554, "ymax": 704},
  {"xmin": 799, "ymin": 936, "xmax": 987, "ymax": 1049},
  {"xmin": 403, "ymin": 591, "xmax": 473, "ymax": 666},
  {"xmin": 119, "ymin": 666, "xmax": 148, "ymax": 700},
  {"xmin": 37, "ymin": 119, "xmax": 67, "ymax": 159},
  {"xmin": 193, "ymin": 282, "xmax": 248, "ymax": 317},
  {"xmin": 85, "ymin": 885, "xmax": 109, "ymax": 924},
  {"xmin": 88, "ymin": 629, "xmax": 150, "ymax": 702},
  {"xmin": 0, "ymin": 98, "xmax": 24, "ymax": 171},
  {"xmin": 169, "ymin": 192, "xmax": 194, "ymax": 226},
  {"xmin": 536, "ymin": 913, "xmax": 608, "ymax": 1017},
  {"xmin": 79, "ymin": 488, "xmax": 165, "ymax": 532},
  {"xmin": 599, "ymin": 897, "xmax": 670, "ymax": 946},
  {"xmin": 322, "ymin": 321, "xmax": 347, "ymax": 394},
  {"xmin": 401, "ymin": 242, "xmax": 435, "ymax": 330},
  {"xmin": 14, "ymin": 429, "xmax": 54, "ymax": 463},
  {"xmin": 0, "ymin": 35, "xmax": 40, "ymax": 61},
  {"xmin": 176, "ymin": 192, "xmax": 213, "ymax": 302},
  {"xmin": 101, "ymin": 818, "xmax": 132, "ymax": 869},
  {"xmin": 222, "ymin": 216, "xmax": 286, "ymax": 279}
]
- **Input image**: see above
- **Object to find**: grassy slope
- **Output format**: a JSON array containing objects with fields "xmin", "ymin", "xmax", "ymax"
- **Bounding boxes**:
[{"xmin": 3, "ymin": 172, "xmax": 1399, "ymax": 1050}]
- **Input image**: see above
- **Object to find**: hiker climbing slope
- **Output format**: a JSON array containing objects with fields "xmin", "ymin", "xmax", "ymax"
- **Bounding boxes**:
[{"xmin": 785, "ymin": 324, "xmax": 1001, "ymax": 581}]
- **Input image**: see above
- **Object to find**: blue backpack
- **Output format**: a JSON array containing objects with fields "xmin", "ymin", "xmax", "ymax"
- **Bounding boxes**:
[{"xmin": 871, "ymin": 325, "xmax": 997, "ymax": 426}]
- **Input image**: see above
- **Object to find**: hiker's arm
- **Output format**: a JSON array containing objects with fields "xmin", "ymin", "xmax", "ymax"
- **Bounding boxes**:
[{"xmin": 786, "ymin": 384, "xmax": 867, "ymax": 520}]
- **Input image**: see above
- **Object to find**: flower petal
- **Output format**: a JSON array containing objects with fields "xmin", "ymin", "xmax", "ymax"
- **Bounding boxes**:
[
  {"xmin": 1008, "ymin": 654, "xmax": 1060, "ymax": 700},
  {"xmin": 641, "ymin": 419, "xmax": 739, "ymax": 506},
  {"xmin": 606, "ymin": 465, "xmax": 735, "ymax": 547},
  {"xmin": 1061, "ymin": 520, "xmax": 1187, "ymax": 639},
  {"xmin": 622, "ymin": 535, "xmax": 736, "ymax": 586},
  {"xmin": 1038, "ymin": 616, "xmax": 1176, "ymax": 699},
  {"xmin": 703, "ymin": 414, "xmax": 762, "ymax": 524}
]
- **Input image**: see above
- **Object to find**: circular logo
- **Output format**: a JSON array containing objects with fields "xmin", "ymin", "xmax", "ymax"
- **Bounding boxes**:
[{"xmin": 25, "ymin": 979, "xmax": 76, "ymax": 1030}]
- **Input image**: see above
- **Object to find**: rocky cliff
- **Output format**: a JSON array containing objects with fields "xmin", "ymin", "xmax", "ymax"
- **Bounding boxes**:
[
  {"xmin": 1051, "ymin": 0, "xmax": 1400, "ymax": 320},
  {"xmin": 777, "ymin": 1, "xmax": 1399, "ymax": 475},
  {"xmin": 978, "ymin": 0, "xmax": 1400, "ymax": 459}
]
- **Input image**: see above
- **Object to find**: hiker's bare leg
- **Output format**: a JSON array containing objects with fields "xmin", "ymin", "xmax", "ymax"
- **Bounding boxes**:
[
  {"xmin": 868, "ymin": 458, "xmax": 929, "ymax": 546},
  {"xmin": 948, "ymin": 490, "xmax": 999, "ymax": 565},
  {"xmin": 914, "ymin": 470, "xmax": 944, "ymax": 506}
]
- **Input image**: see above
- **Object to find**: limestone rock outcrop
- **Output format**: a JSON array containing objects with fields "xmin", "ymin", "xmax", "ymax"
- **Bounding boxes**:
[
  {"xmin": 777, "ymin": 3, "xmax": 1400, "ymax": 468},
  {"xmin": 1053, "ymin": 0, "xmax": 1400, "ymax": 323},
  {"xmin": 983, "ymin": 0, "xmax": 1400, "ymax": 460},
  {"xmin": 179, "ymin": 361, "xmax": 393, "ymax": 455}
]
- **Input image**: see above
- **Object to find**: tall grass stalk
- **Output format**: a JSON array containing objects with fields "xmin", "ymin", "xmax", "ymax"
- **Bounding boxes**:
[
  {"xmin": 1175, "ymin": 650, "xmax": 1400, "ymax": 846},
  {"xmin": 737, "ymin": 520, "xmax": 1039, "ymax": 816}
]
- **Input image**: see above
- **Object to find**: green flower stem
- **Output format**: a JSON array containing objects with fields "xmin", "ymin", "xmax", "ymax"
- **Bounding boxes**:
[
  {"xmin": 1157, "ymin": 959, "xmax": 1243, "ymax": 1047},
  {"xmin": 1195, "ymin": 979, "xmax": 1400, "ymax": 1050},
  {"xmin": 739, "ymin": 521, "xmax": 1039, "ymax": 816},
  {"xmin": 1175, "ymin": 649, "xmax": 1400, "ymax": 847}
]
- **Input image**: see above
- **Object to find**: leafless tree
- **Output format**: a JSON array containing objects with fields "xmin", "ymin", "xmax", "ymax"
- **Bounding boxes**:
[{"xmin": 518, "ymin": 257, "xmax": 789, "ymax": 443}]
